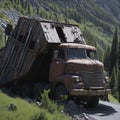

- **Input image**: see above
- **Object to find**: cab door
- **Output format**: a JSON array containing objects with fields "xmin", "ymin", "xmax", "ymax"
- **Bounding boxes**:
[{"xmin": 49, "ymin": 49, "xmax": 65, "ymax": 82}]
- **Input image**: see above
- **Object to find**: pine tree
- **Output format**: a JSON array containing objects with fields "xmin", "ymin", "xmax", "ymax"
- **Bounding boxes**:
[
  {"xmin": 109, "ymin": 67, "xmax": 116, "ymax": 91},
  {"xmin": 118, "ymin": 39, "xmax": 120, "ymax": 73},
  {"xmin": 105, "ymin": 27, "xmax": 119, "ymax": 100},
  {"xmin": 54, "ymin": 6, "xmax": 58, "ymax": 22},
  {"xmin": 110, "ymin": 66, "xmax": 118, "ymax": 98},
  {"xmin": 24, "ymin": 0, "xmax": 28, "ymax": 10},
  {"xmin": 27, "ymin": 2, "xmax": 31, "ymax": 15},
  {"xmin": 64, "ymin": 2, "xmax": 68, "ymax": 23},
  {"xmin": 104, "ymin": 46, "xmax": 111, "ymax": 69},
  {"xmin": 117, "ymin": 35, "xmax": 120, "ymax": 102},
  {"xmin": 108, "ymin": 27, "xmax": 119, "ymax": 75},
  {"xmin": 10, "ymin": 0, "xmax": 13, "ymax": 3},
  {"xmin": 20, "ymin": 0, "xmax": 24, "ymax": 8},
  {"xmin": 36, "ymin": 6, "xmax": 39, "ymax": 15}
]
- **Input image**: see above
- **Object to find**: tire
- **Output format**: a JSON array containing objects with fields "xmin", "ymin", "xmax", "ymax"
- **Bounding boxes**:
[
  {"xmin": 54, "ymin": 85, "xmax": 68, "ymax": 101},
  {"xmin": 22, "ymin": 83, "xmax": 33, "ymax": 97},
  {"xmin": 86, "ymin": 96, "xmax": 99, "ymax": 107},
  {"xmin": 33, "ymin": 83, "xmax": 44, "ymax": 98}
]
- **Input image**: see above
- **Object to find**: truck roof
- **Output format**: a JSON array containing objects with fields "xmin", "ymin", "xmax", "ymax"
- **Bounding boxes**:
[{"xmin": 59, "ymin": 43, "xmax": 96, "ymax": 51}]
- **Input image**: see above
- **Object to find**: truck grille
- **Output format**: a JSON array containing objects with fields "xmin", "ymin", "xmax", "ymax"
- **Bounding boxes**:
[{"xmin": 81, "ymin": 71, "xmax": 105, "ymax": 89}]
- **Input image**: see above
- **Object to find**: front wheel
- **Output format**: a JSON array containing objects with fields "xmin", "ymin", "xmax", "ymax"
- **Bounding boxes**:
[
  {"xmin": 54, "ymin": 85, "xmax": 68, "ymax": 101},
  {"xmin": 86, "ymin": 96, "xmax": 99, "ymax": 107}
]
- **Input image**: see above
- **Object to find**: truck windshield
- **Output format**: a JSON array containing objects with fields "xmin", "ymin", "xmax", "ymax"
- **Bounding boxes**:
[
  {"xmin": 86, "ymin": 49, "xmax": 98, "ymax": 60},
  {"xmin": 67, "ymin": 48, "xmax": 86, "ymax": 59},
  {"xmin": 67, "ymin": 48, "xmax": 98, "ymax": 60}
]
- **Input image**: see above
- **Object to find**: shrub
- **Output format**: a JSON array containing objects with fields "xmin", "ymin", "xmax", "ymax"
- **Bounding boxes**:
[
  {"xmin": 32, "ymin": 110, "xmax": 48, "ymax": 120},
  {"xmin": 41, "ymin": 90, "xmax": 64, "ymax": 114},
  {"xmin": 32, "ymin": 90, "xmax": 70, "ymax": 120}
]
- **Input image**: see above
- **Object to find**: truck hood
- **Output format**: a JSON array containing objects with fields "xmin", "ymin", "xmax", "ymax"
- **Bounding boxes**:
[{"xmin": 65, "ymin": 59, "xmax": 104, "ymax": 73}]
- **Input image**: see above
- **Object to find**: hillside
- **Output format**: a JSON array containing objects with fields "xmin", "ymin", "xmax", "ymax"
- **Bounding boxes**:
[
  {"xmin": 0, "ymin": 89, "xmax": 41, "ymax": 120},
  {"xmin": 0, "ymin": 0, "xmax": 120, "ymax": 61},
  {"xmin": 29, "ymin": 0, "xmax": 120, "ymax": 44},
  {"xmin": 0, "ymin": 89, "xmax": 70, "ymax": 120}
]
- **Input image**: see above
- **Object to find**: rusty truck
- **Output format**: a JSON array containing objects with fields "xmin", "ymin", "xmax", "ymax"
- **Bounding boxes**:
[{"xmin": 0, "ymin": 17, "xmax": 111, "ymax": 107}]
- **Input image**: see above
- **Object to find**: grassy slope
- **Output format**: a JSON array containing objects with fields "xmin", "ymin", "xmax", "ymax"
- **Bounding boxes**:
[
  {"xmin": 0, "ymin": 90, "xmax": 40, "ymax": 120},
  {"xmin": 0, "ymin": 90, "xmax": 119, "ymax": 120},
  {"xmin": 0, "ymin": 90, "xmax": 70, "ymax": 120},
  {"xmin": 108, "ymin": 94, "xmax": 120, "ymax": 105},
  {"xmin": 1, "ymin": 0, "xmax": 119, "ymax": 51}
]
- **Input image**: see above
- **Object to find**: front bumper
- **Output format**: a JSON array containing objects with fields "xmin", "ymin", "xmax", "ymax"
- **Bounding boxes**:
[{"xmin": 69, "ymin": 88, "xmax": 111, "ymax": 96}]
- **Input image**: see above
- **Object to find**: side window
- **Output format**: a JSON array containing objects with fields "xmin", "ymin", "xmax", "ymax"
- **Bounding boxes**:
[
  {"xmin": 58, "ymin": 49, "xmax": 65, "ymax": 59},
  {"xmin": 53, "ymin": 49, "xmax": 65, "ymax": 59}
]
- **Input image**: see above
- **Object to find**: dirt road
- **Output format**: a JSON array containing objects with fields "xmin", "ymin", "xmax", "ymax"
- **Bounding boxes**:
[{"xmin": 86, "ymin": 101, "xmax": 120, "ymax": 120}]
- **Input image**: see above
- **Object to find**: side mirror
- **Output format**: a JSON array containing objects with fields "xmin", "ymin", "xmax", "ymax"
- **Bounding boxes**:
[
  {"xmin": 5, "ymin": 24, "xmax": 13, "ymax": 36},
  {"xmin": 53, "ymin": 50, "xmax": 58, "ymax": 59}
]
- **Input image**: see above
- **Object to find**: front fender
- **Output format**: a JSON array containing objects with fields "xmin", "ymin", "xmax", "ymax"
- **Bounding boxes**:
[{"xmin": 54, "ymin": 74, "xmax": 80, "ymax": 91}]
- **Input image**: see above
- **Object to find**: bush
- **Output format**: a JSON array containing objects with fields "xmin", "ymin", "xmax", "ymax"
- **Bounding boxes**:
[
  {"xmin": 32, "ymin": 110, "xmax": 48, "ymax": 120},
  {"xmin": 32, "ymin": 90, "xmax": 70, "ymax": 120},
  {"xmin": 41, "ymin": 90, "xmax": 64, "ymax": 114}
]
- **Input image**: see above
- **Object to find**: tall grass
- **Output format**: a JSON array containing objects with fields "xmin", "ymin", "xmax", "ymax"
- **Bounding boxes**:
[
  {"xmin": 0, "ymin": 89, "xmax": 70, "ymax": 120},
  {"xmin": 0, "ymin": 90, "xmax": 40, "ymax": 120},
  {"xmin": 32, "ymin": 90, "xmax": 70, "ymax": 120},
  {"xmin": 108, "ymin": 94, "xmax": 120, "ymax": 105}
]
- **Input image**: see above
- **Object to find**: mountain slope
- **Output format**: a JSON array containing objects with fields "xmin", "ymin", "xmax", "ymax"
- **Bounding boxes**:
[
  {"xmin": 38, "ymin": 0, "xmax": 120, "ymax": 33},
  {"xmin": 0, "ymin": 89, "xmax": 70, "ymax": 120},
  {"xmin": 28, "ymin": 0, "xmax": 120, "ymax": 60},
  {"xmin": 0, "ymin": 0, "xmax": 120, "ymax": 60}
]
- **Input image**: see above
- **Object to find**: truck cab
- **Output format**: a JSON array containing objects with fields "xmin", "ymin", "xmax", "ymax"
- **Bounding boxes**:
[{"xmin": 50, "ymin": 43, "xmax": 110, "ymax": 106}]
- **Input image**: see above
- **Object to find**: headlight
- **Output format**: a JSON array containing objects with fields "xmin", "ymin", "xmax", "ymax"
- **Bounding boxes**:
[
  {"xmin": 71, "ymin": 76, "xmax": 83, "ymax": 89},
  {"xmin": 72, "ymin": 76, "xmax": 82, "ymax": 83},
  {"xmin": 104, "ymin": 76, "xmax": 109, "ymax": 83}
]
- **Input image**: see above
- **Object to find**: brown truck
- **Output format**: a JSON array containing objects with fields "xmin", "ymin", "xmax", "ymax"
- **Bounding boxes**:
[{"xmin": 0, "ymin": 17, "xmax": 110, "ymax": 107}]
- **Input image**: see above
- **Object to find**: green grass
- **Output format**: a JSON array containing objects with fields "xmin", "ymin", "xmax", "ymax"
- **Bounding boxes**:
[
  {"xmin": 108, "ymin": 94, "xmax": 120, "ymax": 105},
  {"xmin": 0, "ymin": 90, "xmax": 40, "ymax": 120},
  {"xmin": 0, "ymin": 90, "xmax": 70, "ymax": 120}
]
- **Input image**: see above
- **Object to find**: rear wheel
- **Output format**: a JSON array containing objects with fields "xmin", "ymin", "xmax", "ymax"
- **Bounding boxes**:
[
  {"xmin": 54, "ymin": 85, "xmax": 68, "ymax": 101},
  {"xmin": 33, "ymin": 82, "xmax": 49, "ymax": 98},
  {"xmin": 21, "ymin": 83, "xmax": 33, "ymax": 97},
  {"xmin": 86, "ymin": 96, "xmax": 99, "ymax": 107}
]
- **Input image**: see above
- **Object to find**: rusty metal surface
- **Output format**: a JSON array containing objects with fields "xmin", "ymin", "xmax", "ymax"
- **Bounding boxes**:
[
  {"xmin": 59, "ymin": 43, "xmax": 96, "ymax": 50},
  {"xmin": 40, "ymin": 22, "xmax": 61, "ymax": 43},
  {"xmin": 65, "ymin": 59, "xmax": 103, "ymax": 72},
  {"xmin": 69, "ymin": 89, "xmax": 111, "ymax": 96},
  {"xmin": 81, "ymin": 71, "xmax": 105, "ymax": 88},
  {"xmin": 40, "ymin": 21, "xmax": 85, "ymax": 43},
  {"xmin": 49, "ymin": 60, "xmax": 65, "ymax": 82},
  {"xmin": 49, "ymin": 42, "xmax": 106, "ymax": 95}
]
